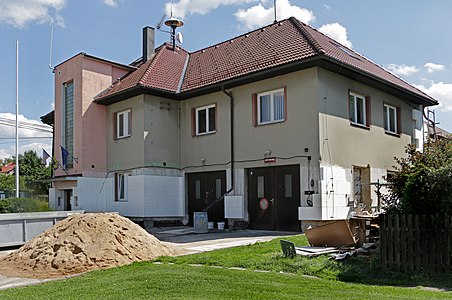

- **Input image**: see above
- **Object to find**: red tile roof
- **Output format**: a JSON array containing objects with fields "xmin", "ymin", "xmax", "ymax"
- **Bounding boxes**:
[
  {"xmin": 96, "ymin": 44, "xmax": 189, "ymax": 99},
  {"xmin": 96, "ymin": 17, "xmax": 436, "ymax": 105},
  {"xmin": 1, "ymin": 163, "xmax": 15, "ymax": 174}
]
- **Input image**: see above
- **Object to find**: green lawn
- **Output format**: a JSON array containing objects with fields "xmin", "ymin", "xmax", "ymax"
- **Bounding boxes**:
[
  {"xmin": 0, "ymin": 234, "xmax": 451, "ymax": 299},
  {"xmin": 1, "ymin": 263, "xmax": 451, "ymax": 300}
]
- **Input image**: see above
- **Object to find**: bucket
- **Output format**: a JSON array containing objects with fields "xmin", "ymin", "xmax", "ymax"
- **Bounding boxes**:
[
  {"xmin": 217, "ymin": 221, "xmax": 225, "ymax": 230},
  {"xmin": 193, "ymin": 212, "xmax": 208, "ymax": 233},
  {"xmin": 208, "ymin": 221, "xmax": 214, "ymax": 230}
]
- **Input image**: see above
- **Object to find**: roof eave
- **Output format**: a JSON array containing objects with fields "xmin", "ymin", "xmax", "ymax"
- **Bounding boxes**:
[
  {"xmin": 95, "ymin": 85, "xmax": 180, "ymax": 105},
  {"xmin": 319, "ymin": 56, "xmax": 438, "ymax": 107},
  {"xmin": 95, "ymin": 54, "xmax": 438, "ymax": 108}
]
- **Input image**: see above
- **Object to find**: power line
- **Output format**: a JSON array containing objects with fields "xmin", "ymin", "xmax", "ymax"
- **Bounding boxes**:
[
  {"xmin": 0, "ymin": 120, "xmax": 53, "ymax": 133},
  {"xmin": 0, "ymin": 137, "xmax": 52, "ymax": 140},
  {"xmin": 0, "ymin": 117, "xmax": 52, "ymax": 130}
]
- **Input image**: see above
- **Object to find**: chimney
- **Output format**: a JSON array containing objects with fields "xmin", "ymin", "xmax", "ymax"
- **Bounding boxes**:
[{"xmin": 142, "ymin": 26, "xmax": 155, "ymax": 63}]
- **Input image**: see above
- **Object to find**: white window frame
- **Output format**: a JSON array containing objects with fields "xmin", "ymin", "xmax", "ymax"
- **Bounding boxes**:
[
  {"xmin": 257, "ymin": 88, "xmax": 285, "ymax": 125},
  {"xmin": 384, "ymin": 104, "xmax": 397, "ymax": 134},
  {"xmin": 116, "ymin": 109, "xmax": 131, "ymax": 139},
  {"xmin": 196, "ymin": 104, "xmax": 216, "ymax": 135},
  {"xmin": 349, "ymin": 92, "xmax": 366, "ymax": 126},
  {"xmin": 115, "ymin": 173, "xmax": 129, "ymax": 201}
]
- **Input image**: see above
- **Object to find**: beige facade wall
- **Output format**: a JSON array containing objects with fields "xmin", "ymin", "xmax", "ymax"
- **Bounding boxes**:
[
  {"xmin": 318, "ymin": 68, "xmax": 412, "ymax": 170},
  {"xmin": 180, "ymin": 68, "xmax": 321, "ymax": 175},
  {"xmin": 180, "ymin": 92, "xmax": 231, "ymax": 172},
  {"xmin": 107, "ymin": 95, "xmax": 145, "ymax": 171}
]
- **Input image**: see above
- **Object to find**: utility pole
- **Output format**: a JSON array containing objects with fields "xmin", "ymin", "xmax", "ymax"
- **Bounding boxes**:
[{"xmin": 15, "ymin": 40, "xmax": 19, "ymax": 198}]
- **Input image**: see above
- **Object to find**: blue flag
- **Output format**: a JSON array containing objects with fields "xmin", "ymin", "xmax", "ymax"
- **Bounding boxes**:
[{"xmin": 61, "ymin": 145, "xmax": 69, "ymax": 168}]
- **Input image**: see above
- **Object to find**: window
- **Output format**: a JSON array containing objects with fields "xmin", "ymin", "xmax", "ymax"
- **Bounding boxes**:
[
  {"xmin": 115, "ymin": 173, "xmax": 129, "ymax": 201},
  {"xmin": 384, "ymin": 104, "xmax": 398, "ymax": 134},
  {"xmin": 62, "ymin": 81, "xmax": 74, "ymax": 168},
  {"xmin": 349, "ymin": 92, "xmax": 368, "ymax": 126},
  {"xmin": 195, "ymin": 104, "xmax": 216, "ymax": 135},
  {"xmin": 116, "ymin": 109, "xmax": 131, "ymax": 139},
  {"xmin": 257, "ymin": 88, "xmax": 285, "ymax": 125}
]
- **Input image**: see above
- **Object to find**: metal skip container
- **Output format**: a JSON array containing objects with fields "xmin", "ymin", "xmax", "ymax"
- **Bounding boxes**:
[{"xmin": 193, "ymin": 212, "xmax": 208, "ymax": 233}]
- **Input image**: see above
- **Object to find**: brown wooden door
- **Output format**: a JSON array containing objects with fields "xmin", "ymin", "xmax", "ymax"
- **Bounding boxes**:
[
  {"xmin": 248, "ymin": 167, "xmax": 275, "ymax": 230},
  {"xmin": 248, "ymin": 165, "xmax": 301, "ymax": 231},
  {"xmin": 187, "ymin": 171, "xmax": 226, "ymax": 225}
]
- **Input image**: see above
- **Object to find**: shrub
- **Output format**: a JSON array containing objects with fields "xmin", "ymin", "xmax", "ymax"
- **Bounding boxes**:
[
  {"xmin": 0, "ymin": 198, "xmax": 51, "ymax": 214},
  {"xmin": 383, "ymin": 140, "xmax": 452, "ymax": 214}
]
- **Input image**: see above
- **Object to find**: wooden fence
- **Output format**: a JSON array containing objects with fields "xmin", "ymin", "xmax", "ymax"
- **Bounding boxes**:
[{"xmin": 379, "ymin": 214, "xmax": 452, "ymax": 273}]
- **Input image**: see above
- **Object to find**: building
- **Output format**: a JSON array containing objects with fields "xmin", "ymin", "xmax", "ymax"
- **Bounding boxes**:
[
  {"xmin": 0, "ymin": 162, "xmax": 16, "ymax": 175},
  {"xmin": 48, "ymin": 17, "xmax": 437, "ymax": 231}
]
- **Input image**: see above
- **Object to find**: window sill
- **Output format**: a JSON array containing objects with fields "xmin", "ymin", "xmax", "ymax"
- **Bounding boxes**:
[
  {"xmin": 195, "ymin": 131, "xmax": 216, "ymax": 137},
  {"xmin": 115, "ymin": 134, "xmax": 132, "ymax": 140},
  {"xmin": 385, "ymin": 130, "xmax": 400, "ymax": 138},
  {"xmin": 258, "ymin": 119, "xmax": 286, "ymax": 126},
  {"xmin": 115, "ymin": 199, "xmax": 128, "ymax": 202},
  {"xmin": 350, "ymin": 122, "xmax": 370, "ymax": 130}
]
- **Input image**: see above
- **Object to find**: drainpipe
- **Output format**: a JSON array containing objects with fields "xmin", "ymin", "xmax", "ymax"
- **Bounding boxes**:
[{"xmin": 222, "ymin": 88, "xmax": 234, "ymax": 194}]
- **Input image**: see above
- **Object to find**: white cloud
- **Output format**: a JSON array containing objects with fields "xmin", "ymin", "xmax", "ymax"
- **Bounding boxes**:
[
  {"xmin": 167, "ymin": 0, "xmax": 257, "ymax": 19},
  {"xmin": 0, "ymin": 0, "xmax": 66, "ymax": 28},
  {"xmin": 0, "ymin": 113, "xmax": 52, "ymax": 160},
  {"xmin": 415, "ymin": 81, "xmax": 452, "ymax": 112},
  {"xmin": 234, "ymin": 0, "xmax": 315, "ymax": 30},
  {"xmin": 318, "ymin": 23, "xmax": 352, "ymax": 48},
  {"xmin": 323, "ymin": 4, "xmax": 331, "ymax": 10},
  {"xmin": 103, "ymin": 0, "xmax": 118, "ymax": 7},
  {"xmin": 385, "ymin": 64, "xmax": 419, "ymax": 77},
  {"xmin": 424, "ymin": 62, "xmax": 446, "ymax": 73}
]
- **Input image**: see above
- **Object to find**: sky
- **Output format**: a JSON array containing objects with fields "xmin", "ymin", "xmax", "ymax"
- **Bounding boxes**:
[{"xmin": 1, "ymin": 0, "xmax": 452, "ymax": 160}]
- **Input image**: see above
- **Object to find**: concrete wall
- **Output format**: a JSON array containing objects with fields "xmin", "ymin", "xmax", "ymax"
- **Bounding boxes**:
[{"xmin": 143, "ymin": 95, "xmax": 181, "ymax": 168}]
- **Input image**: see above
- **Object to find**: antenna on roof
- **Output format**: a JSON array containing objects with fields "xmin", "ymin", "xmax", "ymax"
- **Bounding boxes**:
[
  {"xmin": 273, "ymin": 0, "xmax": 277, "ymax": 23},
  {"xmin": 164, "ymin": 6, "xmax": 184, "ymax": 51},
  {"xmin": 48, "ymin": 23, "xmax": 55, "ymax": 72},
  {"xmin": 156, "ymin": 14, "xmax": 167, "ymax": 30}
]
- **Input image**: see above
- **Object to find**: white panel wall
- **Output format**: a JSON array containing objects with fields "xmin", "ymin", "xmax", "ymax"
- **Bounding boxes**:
[
  {"xmin": 143, "ymin": 175, "xmax": 184, "ymax": 217},
  {"xmin": 77, "ymin": 177, "xmax": 108, "ymax": 212},
  {"xmin": 76, "ymin": 175, "xmax": 183, "ymax": 218},
  {"xmin": 318, "ymin": 164, "xmax": 353, "ymax": 220},
  {"xmin": 370, "ymin": 168, "xmax": 387, "ymax": 210},
  {"xmin": 225, "ymin": 196, "xmax": 245, "ymax": 218},
  {"xmin": 48, "ymin": 188, "xmax": 57, "ymax": 210}
]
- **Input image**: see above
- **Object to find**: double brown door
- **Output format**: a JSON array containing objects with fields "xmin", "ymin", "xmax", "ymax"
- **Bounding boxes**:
[
  {"xmin": 187, "ymin": 171, "xmax": 226, "ymax": 225},
  {"xmin": 248, "ymin": 165, "xmax": 301, "ymax": 231}
]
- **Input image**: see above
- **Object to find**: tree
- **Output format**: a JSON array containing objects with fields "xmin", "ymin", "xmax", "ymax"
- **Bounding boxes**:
[
  {"xmin": 17, "ymin": 151, "xmax": 51, "ymax": 196},
  {"xmin": 383, "ymin": 139, "xmax": 452, "ymax": 214}
]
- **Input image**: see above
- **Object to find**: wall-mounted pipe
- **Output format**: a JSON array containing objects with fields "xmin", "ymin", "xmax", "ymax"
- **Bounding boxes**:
[{"xmin": 222, "ymin": 88, "xmax": 234, "ymax": 194}]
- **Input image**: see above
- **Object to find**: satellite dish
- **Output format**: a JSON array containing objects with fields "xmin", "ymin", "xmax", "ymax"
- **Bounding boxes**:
[{"xmin": 176, "ymin": 32, "xmax": 183, "ymax": 44}]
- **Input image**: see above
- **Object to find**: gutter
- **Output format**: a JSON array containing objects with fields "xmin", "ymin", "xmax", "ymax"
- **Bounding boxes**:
[
  {"xmin": 202, "ymin": 88, "xmax": 235, "ymax": 214},
  {"xmin": 222, "ymin": 88, "xmax": 234, "ymax": 195}
]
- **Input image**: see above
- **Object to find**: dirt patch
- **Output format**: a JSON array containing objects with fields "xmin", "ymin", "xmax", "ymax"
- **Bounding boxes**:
[{"xmin": 0, "ymin": 213, "xmax": 175, "ymax": 279}]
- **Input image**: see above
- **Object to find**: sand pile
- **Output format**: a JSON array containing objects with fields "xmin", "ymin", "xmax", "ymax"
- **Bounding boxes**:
[{"xmin": 0, "ymin": 213, "xmax": 174, "ymax": 279}]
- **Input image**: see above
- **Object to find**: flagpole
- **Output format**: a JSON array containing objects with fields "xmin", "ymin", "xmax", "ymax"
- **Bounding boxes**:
[{"xmin": 15, "ymin": 40, "xmax": 19, "ymax": 198}]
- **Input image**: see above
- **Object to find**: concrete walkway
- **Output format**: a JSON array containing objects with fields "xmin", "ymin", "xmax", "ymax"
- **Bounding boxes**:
[
  {"xmin": 151, "ymin": 227, "xmax": 299, "ymax": 255},
  {"xmin": 0, "ymin": 227, "xmax": 300, "ymax": 290}
]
